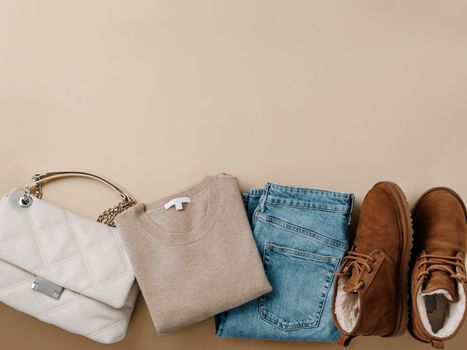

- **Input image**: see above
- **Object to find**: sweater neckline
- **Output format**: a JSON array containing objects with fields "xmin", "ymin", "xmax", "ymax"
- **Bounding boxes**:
[{"xmin": 139, "ymin": 176, "xmax": 222, "ymax": 245}]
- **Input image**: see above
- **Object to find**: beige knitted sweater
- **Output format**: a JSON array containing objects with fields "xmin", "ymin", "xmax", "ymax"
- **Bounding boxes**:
[{"xmin": 115, "ymin": 174, "xmax": 271, "ymax": 334}]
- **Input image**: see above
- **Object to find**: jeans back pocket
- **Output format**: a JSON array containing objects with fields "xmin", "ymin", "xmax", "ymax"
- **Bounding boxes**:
[{"xmin": 259, "ymin": 243, "xmax": 339, "ymax": 330}]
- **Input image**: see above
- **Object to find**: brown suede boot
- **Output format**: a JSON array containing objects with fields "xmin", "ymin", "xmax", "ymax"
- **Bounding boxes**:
[
  {"xmin": 409, "ymin": 187, "xmax": 467, "ymax": 349},
  {"xmin": 333, "ymin": 182, "xmax": 413, "ymax": 345}
]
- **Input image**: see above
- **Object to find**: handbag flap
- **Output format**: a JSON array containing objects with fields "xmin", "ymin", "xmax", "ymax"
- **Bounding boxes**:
[{"xmin": 0, "ymin": 188, "xmax": 136, "ymax": 309}]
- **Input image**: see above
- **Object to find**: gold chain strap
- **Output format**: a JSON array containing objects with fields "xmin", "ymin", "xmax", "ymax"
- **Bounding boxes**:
[
  {"xmin": 97, "ymin": 199, "xmax": 136, "ymax": 227},
  {"xmin": 32, "ymin": 181, "xmax": 43, "ymax": 199},
  {"xmin": 25, "ymin": 172, "xmax": 136, "ymax": 227}
]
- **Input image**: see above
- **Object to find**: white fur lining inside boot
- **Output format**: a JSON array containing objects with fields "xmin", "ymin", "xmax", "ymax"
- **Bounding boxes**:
[
  {"xmin": 417, "ymin": 282, "xmax": 466, "ymax": 338},
  {"xmin": 334, "ymin": 277, "xmax": 360, "ymax": 333}
]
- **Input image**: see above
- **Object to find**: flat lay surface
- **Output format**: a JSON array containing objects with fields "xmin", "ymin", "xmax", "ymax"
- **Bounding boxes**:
[{"xmin": 0, "ymin": 1, "xmax": 466, "ymax": 349}]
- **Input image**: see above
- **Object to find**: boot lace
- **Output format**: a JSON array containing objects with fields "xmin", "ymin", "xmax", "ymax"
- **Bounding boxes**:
[
  {"xmin": 417, "ymin": 254, "xmax": 467, "ymax": 283},
  {"xmin": 336, "ymin": 250, "xmax": 376, "ymax": 292}
]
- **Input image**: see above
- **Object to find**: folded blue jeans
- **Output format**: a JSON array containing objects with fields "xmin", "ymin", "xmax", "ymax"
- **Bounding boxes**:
[{"xmin": 216, "ymin": 183, "xmax": 354, "ymax": 342}]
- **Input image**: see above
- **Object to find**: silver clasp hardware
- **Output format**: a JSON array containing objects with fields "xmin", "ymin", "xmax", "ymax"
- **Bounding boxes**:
[
  {"xmin": 19, "ymin": 192, "xmax": 33, "ymax": 208},
  {"xmin": 31, "ymin": 276, "xmax": 64, "ymax": 300}
]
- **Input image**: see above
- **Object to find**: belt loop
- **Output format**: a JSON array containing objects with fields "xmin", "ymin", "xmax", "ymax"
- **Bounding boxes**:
[
  {"xmin": 347, "ymin": 193, "xmax": 355, "ymax": 226},
  {"xmin": 259, "ymin": 183, "xmax": 271, "ymax": 213},
  {"xmin": 242, "ymin": 191, "xmax": 250, "ymax": 203},
  {"xmin": 241, "ymin": 191, "xmax": 250, "ymax": 212}
]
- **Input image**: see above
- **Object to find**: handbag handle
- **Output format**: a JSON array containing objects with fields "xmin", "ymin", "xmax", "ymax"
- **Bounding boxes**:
[{"xmin": 24, "ymin": 171, "xmax": 136, "ymax": 227}]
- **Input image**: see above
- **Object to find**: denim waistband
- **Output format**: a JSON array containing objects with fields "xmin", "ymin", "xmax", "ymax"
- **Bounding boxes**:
[{"xmin": 243, "ymin": 183, "xmax": 354, "ymax": 215}]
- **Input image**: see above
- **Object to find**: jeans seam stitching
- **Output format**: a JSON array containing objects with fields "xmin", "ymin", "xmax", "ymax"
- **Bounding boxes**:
[
  {"xmin": 267, "ymin": 198, "xmax": 350, "ymax": 214},
  {"xmin": 265, "ymin": 243, "xmax": 340, "ymax": 263},
  {"xmin": 256, "ymin": 212, "xmax": 348, "ymax": 251}
]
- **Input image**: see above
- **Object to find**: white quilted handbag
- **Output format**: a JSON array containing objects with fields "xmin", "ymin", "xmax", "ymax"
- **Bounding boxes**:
[{"xmin": 0, "ymin": 171, "xmax": 139, "ymax": 344}]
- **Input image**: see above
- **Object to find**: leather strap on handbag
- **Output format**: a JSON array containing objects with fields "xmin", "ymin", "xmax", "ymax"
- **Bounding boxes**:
[{"xmin": 22, "ymin": 171, "xmax": 136, "ymax": 227}]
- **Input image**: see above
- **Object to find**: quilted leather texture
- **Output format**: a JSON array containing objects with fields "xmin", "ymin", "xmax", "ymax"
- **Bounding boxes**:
[{"xmin": 0, "ymin": 188, "xmax": 139, "ymax": 343}]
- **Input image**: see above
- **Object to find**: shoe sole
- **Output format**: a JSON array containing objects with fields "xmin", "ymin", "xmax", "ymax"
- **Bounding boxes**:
[{"xmin": 374, "ymin": 181, "xmax": 413, "ymax": 337}]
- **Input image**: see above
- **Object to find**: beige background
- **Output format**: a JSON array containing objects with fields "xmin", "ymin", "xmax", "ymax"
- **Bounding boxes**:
[{"xmin": 0, "ymin": 1, "xmax": 466, "ymax": 349}]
